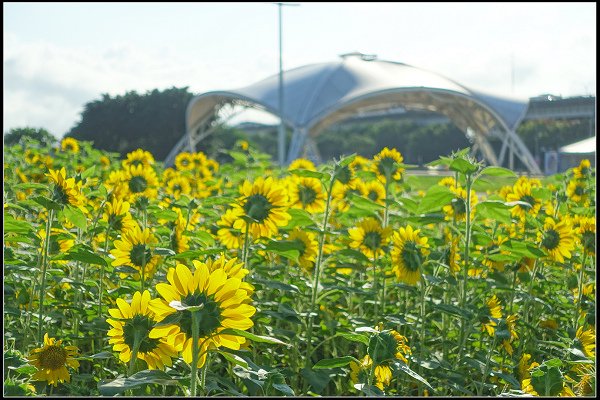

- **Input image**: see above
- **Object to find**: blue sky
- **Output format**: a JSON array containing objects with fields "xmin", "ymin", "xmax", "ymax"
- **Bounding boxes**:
[{"xmin": 3, "ymin": 2, "xmax": 596, "ymax": 138}]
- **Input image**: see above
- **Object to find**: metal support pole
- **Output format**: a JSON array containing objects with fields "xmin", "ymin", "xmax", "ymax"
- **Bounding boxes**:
[{"xmin": 277, "ymin": 3, "xmax": 285, "ymax": 166}]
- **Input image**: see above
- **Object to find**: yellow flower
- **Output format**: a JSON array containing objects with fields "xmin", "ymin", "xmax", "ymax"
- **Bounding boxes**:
[
  {"xmin": 444, "ymin": 231, "xmax": 462, "ymax": 275},
  {"xmin": 288, "ymin": 158, "xmax": 316, "ymax": 171},
  {"xmin": 100, "ymin": 155, "xmax": 111, "ymax": 169},
  {"xmin": 46, "ymin": 167, "xmax": 86, "ymax": 209},
  {"xmin": 122, "ymin": 149, "xmax": 155, "ymax": 169},
  {"xmin": 350, "ymin": 355, "xmax": 393, "ymax": 391},
  {"xmin": 481, "ymin": 295, "xmax": 503, "ymax": 336},
  {"xmin": 576, "ymin": 216, "xmax": 596, "ymax": 256},
  {"xmin": 107, "ymin": 290, "xmax": 177, "ymax": 369},
  {"xmin": 175, "ymin": 152, "xmax": 195, "ymax": 171},
  {"xmin": 28, "ymin": 333, "xmax": 79, "ymax": 386},
  {"xmin": 37, "ymin": 228, "xmax": 75, "ymax": 266},
  {"xmin": 148, "ymin": 260, "xmax": 256, "ymax": 368},
  {"xmin": 102, "ymin": 197, "xmax": 136, "ymax": 232},
  {"xmin": 232, "ymin": 177, "xmax": 291, "ymax": 239},
  {"xmin": 170, "ymin": 210, "xmax": 190, "ymax": 254},
  {"xmin": 288, "ymin": 228, "xmax": 319, "ymax": 271},
  {"xmin": 123, "ymin": 164, "xmax": 159, "ymax": 201},
  {"xmin": 363, "ymin": 180, "xmax": 386, "ymax": 206},
  {"xmin": 166, "ymin": 175, "xmax": 191, "ymax": 200},
  {"xmin": 60, "ymin": 137, "xmax": 80, "ymax": 153},
  {"xmin": 438, "ymin": 176, "xmax": 458, "ymax": 188},
  {"xmin": 111, "ymin": 223, "xmax": 160, "ymax": 280},
  {"xmin": 332, "ymin": 179, "xmax": 367, "ymax": 212},
  {"xmin": 217, "ymin": 208, "xmax": 244, "ymax": 250},
  {"xmin": 391, "ymin": 225, "xmax": 430, "ymax": 285},
  {"xmin": 500, "ymin": 314, "xmax": 518, "ymax": 355},
  {"xmin": 572, "ymin": 159, "xmax": 592, "ymax": 180},
  {"xmin": 537, "ymin": 217, "xmax": 575, "ymax": 263},
  {"xmin": 348, "ymin": 217, "xmax": 392, "ymax": 259},
  {"xmin": 372, "ymin": 147, "xmax": 404, "ymax": 182},
  {"xmin": 443, "ymin": 185, "xmax": 478, "ymax": 222},
  {"xmin": 575, "ymin": 326, "xmax": 595, "ymax": 358},
  {"xmin": 287, "ymin": 176, "xmax": 326, "ymax": 213},
  {"xmin": 566, "ymin": 180, "xmax": 587, "ymax": 203},
  {"xmin": 506, "ymin": 176, "xmax": 542, "ymax": 220}
]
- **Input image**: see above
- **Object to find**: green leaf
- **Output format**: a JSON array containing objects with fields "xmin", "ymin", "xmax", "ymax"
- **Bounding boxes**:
[
  {"xmin": 81, "ymin": 165, "xmax": 97, "ymax": 180},
  {"xmin": 154, "ymin": 247, "xmax": 176, "ymax": 256},
  {"xmin": 4, "ymin": 216, "xmax": 35, "ymax": 234},
  {"xmin": 338, "ymin": 332, "xmax": 369, "ymax": 346},
  {"xmin": 479, "ymin": 166, "xmax": 517, "ymax": 177},
  {"xmin": 219, "ymin": 328, "xmax": 289, "ymax": 346},
  {"xmin": 98, "ymin": 370, "xmax": 180, "ymax": 396},
  {"xmin": 216, "ymin": 350, "xmax": 249, "ymax": 369},
  {"xmin": 417, "ymin": 185, "xmax": 455, "ymax": 214},
  {"xmin": 63, "ymin": 205, "xmax": 87, "ymax": 231},
  {"xmin": 393, "ymin": 360, "xmax": 434, "ymax": 391},
  {"xmin": 188, "ymin": 230, "xmax": 216, "ymax": 247},
  {"xmin": 475, "ymin": 200, "xmax": 512, "ymax": 224},
  {"xmin": 313, "ymin": 356, "xmax": 359, "ymax": 369},
  {"xmin": 449, "ymin": 157, "xmax": 480, "ymax": 175},
  {"xmin": 52, "ymin": 244, "xmax": 107, "ymax": 266},
  {"xmin": 13, "ymin": 182, "xmax": 51, "ymax": 191},
  {"xmin": 284, "ymin": 208, "xmax": 315, "ymax": 229},
  {"xmin": 348, "ymin": 193, "xmax": 385, "ymax": 212},
  {"xmin": 301, "ymin": 368, "xmax": 331, "ymax": 394},
  {"xmin": 253, "ymin": 277, "xmax": 300, "ymax": 293},
  {"xmin": 289, "ymin": 169, "xmax": 327, "ymax": 180},
  {"xmin": 337, "ymin": 153, "xmax": 357, "ymax": 168},
  {"xmin": 152, "ymin": 209, "xmax": 179, "ymax": 221},
  {"xmin": 32, "ymin": 195, "xmax": 62, "ymax": 211},
  {"xmin": 263, "ymin": 239, "xmax": 304, "ymax": 263}
]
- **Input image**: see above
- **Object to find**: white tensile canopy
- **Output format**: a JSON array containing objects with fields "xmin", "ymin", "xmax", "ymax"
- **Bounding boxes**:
[
  {"xmin": 559, "ymin": 136, "xmax": 596, "ymax": 154},
  {"xmin": 166, "ymin": 53, "xmax": 541, "ymax": 174}
]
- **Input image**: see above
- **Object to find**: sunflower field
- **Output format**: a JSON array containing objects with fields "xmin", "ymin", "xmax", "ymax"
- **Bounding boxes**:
[{"xmin": 3, "ymin": 136, "xmax": 596, "ymax": 397}]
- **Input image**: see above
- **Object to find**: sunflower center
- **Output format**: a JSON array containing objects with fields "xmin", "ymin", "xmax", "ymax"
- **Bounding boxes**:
[
  {"xmin": 122, "ymin": 314, "xmax": 160, "ymax": 353},
  {"xmin": 378, "ymin": 157, "xmax": 397, "ymax": 178},
  {"xmin": 582, "ymin": 231, "xmax": 595, "ymax": 253},
  {"xmin": 451, "ymin": 198, "xmax": 466, "ymax": 216},
  {"xmin": 542, "ymin": 229, "xmax": 560, "ymax": 250},
  {"xmin": 368, "ymin": 190, "xmax": 379, "ymax": 202},
  {"xmin": 244, "ymin": 194, "xmax": 272, "ymax": 222},
  {"xmin": 52, "ymin": 185, "xmax": 69, "ymax": 205},
  {"xmin": 335, "ymin": 166, "xmax": 352, "ymax": 184},
  {"xmin": 129, "ymin": 176, "xmax": 148, "ymax": 193},
  {"xmin": 178, "ymin": 293, "xmax": 222, "ymax": 337},
  {"xmin": 519, "ymin": 195, "xmax": 536, "ymax": 210},
  {"xmin": 298, "ymin": 185, "xmax": 317, "ymax": 206},
  {"xmin": 293, "ymin": 238, "xmax": 307, "ymax": 257},
  {"xmin": 38, "ymin": 345, "xmax": 67, "ymax": 370},
  {"xmin": 401, "ymin": 242, "xmax": 422, "ymax": 272},
  {"xmin": 130, "ymin": 159, "xmax": 143, "ymax": 167},
  {"xmin": 574, "ymin": 185, "xmax": 584, "ymax": 196},
  {"xmin": 130, "ymin": 244, "xmax": 152, "ymax": 267},
  {"xmin": 364, "ymin": 231, "xmax": 382, "ymax": 251}
]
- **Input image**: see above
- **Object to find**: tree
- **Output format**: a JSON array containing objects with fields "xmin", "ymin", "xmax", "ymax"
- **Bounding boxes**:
[
  {"xmin": 66, "ymin": 87, "xmax": 194, "ymax": 160},
  {"xmin": 3, "ymin": 127, "xmax": 57, "ymax": 147}
]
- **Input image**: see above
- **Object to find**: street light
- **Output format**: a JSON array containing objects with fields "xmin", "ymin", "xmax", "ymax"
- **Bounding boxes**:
[{"xmin": 273, "ymin": 2, "xmax": 299, "ymax": 166}]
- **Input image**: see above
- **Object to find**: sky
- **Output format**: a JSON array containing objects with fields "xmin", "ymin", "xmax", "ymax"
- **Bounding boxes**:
[{"xmin": 3, "ymin": 2, "xmax": 597, "ymax": 139}]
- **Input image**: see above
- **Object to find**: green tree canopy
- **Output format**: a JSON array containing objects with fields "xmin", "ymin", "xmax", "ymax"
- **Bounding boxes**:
[
  {"xmin": 3, "ymin": 127, "xmax": 57, "ymax": 147},
  {"xmin": 66, "ymin": 87, "xmax": 193, "ymax": 160}
]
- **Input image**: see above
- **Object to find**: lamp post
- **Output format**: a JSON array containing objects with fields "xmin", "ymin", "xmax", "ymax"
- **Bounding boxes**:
[{"xmin": 273, "ymin": 2, "xmax": 299, "ymax": 166}]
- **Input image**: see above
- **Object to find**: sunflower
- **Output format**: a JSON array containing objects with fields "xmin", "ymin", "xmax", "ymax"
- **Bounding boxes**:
[
  {"xmin": 175, "ymin": 152, "xmax": 195, "ymax": 171},
  {"xmin": 444, "ymin": 231, "xmax": 462, "ymax": 275},
  {"xmin": 166, "ymin": 175, "xmax": 192, "ymax": 200},
  {"xmin": 217, "ymin": 208, "xmax": 244, "ymax": 250},
  {"xmin": 38, "ymin": 228, "xmax": 75, "ymax": 266},
  {"xmin": 572, "ymin": 159, "xmax": 592, "ymax": 180},
  {"xmin": 500, "ymin": 314, "xmax": 518, "ymax": 355},
  {"xmin": 481, "ymin": 295, "xmax": 503, "ymax": 336},
  {"xmin": 204, "ymin": 158, "xmax": 219, "ymax": 175},
  {"xmin": 148, "ymin": 260, "xmax": 256, "ymax": 368},
  {"xmin": 477, "ymin": 235, "xmax": 509, "ymax": 272},
  {"xmin": 391, "ymin": 225, "xmax": 430, "ymax": 285},
  {"xmin": 170, "ymin": 210, "xmax": 190, "ymax": 254},
  {"xmin": 363, "ymin": 180, "xmax": 386, "ymax": 206},
  {"xmin": 46, "ymin": 167, "xmax": 86, "ymax": 209},
  {"xmin": 537, "ymin": 217, "xmax": 575, "ymax": 263},
  {"xmin": 204, "ymin": 254, "xmax": 254, "ymax": 295},
  {"xmin": 442, "ymin": 185, "xmax": 478, "ymax": 222},
  {"xmin": 232, "ymin": 177, "xmax": 291, "ymax": 239},
  {"xmin": 111, "ymin": 223, "xmax": 160, "ymax": 280},
  {"xmin": 123, "ymin": 164, "xmax": 159, "ymax": 201},
  {"xmin": 566, "ymin": 180, "xmax": 588, "ymax": 203},
  {"xmin": 438, "ymin": 176, "xmax": 457, "ymax": 188},
  {"xmin": 122, "ymin": 149, "xmax": 155, "ymax": 169},
  {"xmin": 107, "ymin": 290, "xmax": 178, "ymax": 370},
  {"xmin": 348, "ymin": 217, "xmax": 392, "ymax": 259},
  {"xmin": 100, "ymin": 155, "xmax": 111, "ymax": 169},
  {"xmin": 28, "ymin": 333, "xmax": 80, "ymax": 386},
  {"xmin": 575, "ymin": 326, "xmax": 595, "ymax": 358},
  {"xmin": 288, "ymin": 228, "xmax": 319, "ymax": 271},
  {"xmin": 372, "ymin": 147, "xmax": 404, "ymax": 182},
  {"xmin": 576, "ymin": 216, "xmax": 596, "ymax": 255},
  {"xmin": 506, "ymin": 176, "xmax": 542, "ymax": 220},
  {"xmin": 287, "ymin": 176, "xmax": 326, "ymax": 213},
  {"xmin": 60, "ymin": 137, "xmax": 80, "ymax": 153},
  {"xmin": 350, "ymin": 355, "xmax": 393, "ymax": 391},
  {"xmin": 288, "ymin": 158, "xmax": 316, "ymax": 171},
  {"xmin": 102, "ymin": 197, "xmax": 136, "ymax": 233},
  {"xmin": 332, "ymin": 179, "xmax": 367, "ymax": 212}
]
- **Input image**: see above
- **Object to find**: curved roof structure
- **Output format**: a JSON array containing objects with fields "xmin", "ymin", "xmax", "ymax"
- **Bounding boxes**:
[{"xmin": 168, "ymin": 53, "xmax": 541, "ymax": 173}]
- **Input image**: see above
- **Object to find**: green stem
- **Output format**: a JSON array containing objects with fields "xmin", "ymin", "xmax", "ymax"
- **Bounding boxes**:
[
  {"xmin": 305, "ymin": 175, "xmax": 335, "ymax": 370},
  {"xmin": 479, "ymin": 333, "xmax": 497, "ymax": 396},
  {"xmin": 372, "ymin": 254, "xmax": 379, "ymax": 319},
  {"xmin": 127, "ymin": 329, "xmax": 143, "ymax": 377},
  {"xmin": 37, "ymin": 208, "xmax": 54, "ymax": 345},
  {"xmin": 190, "ymin": 310, "xmax": 201, "ymax": 397},
  {"xmin": 574, "ymin": 251, "xmax": 588, "ymax": 332},
  {"xmin": 242, "ymin": 226, "xmax": 250, "ymax": 271},
  {"xmin": 457, "ymin": 173, "xmax": 473, "ymax": 363},
  {"xmin": 418, "ymin": 278, "xmax": 426, "ymax": 396},
  {"xmin": 98, "ymin": 226, "xmax": 111, "ymax": 317}
]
